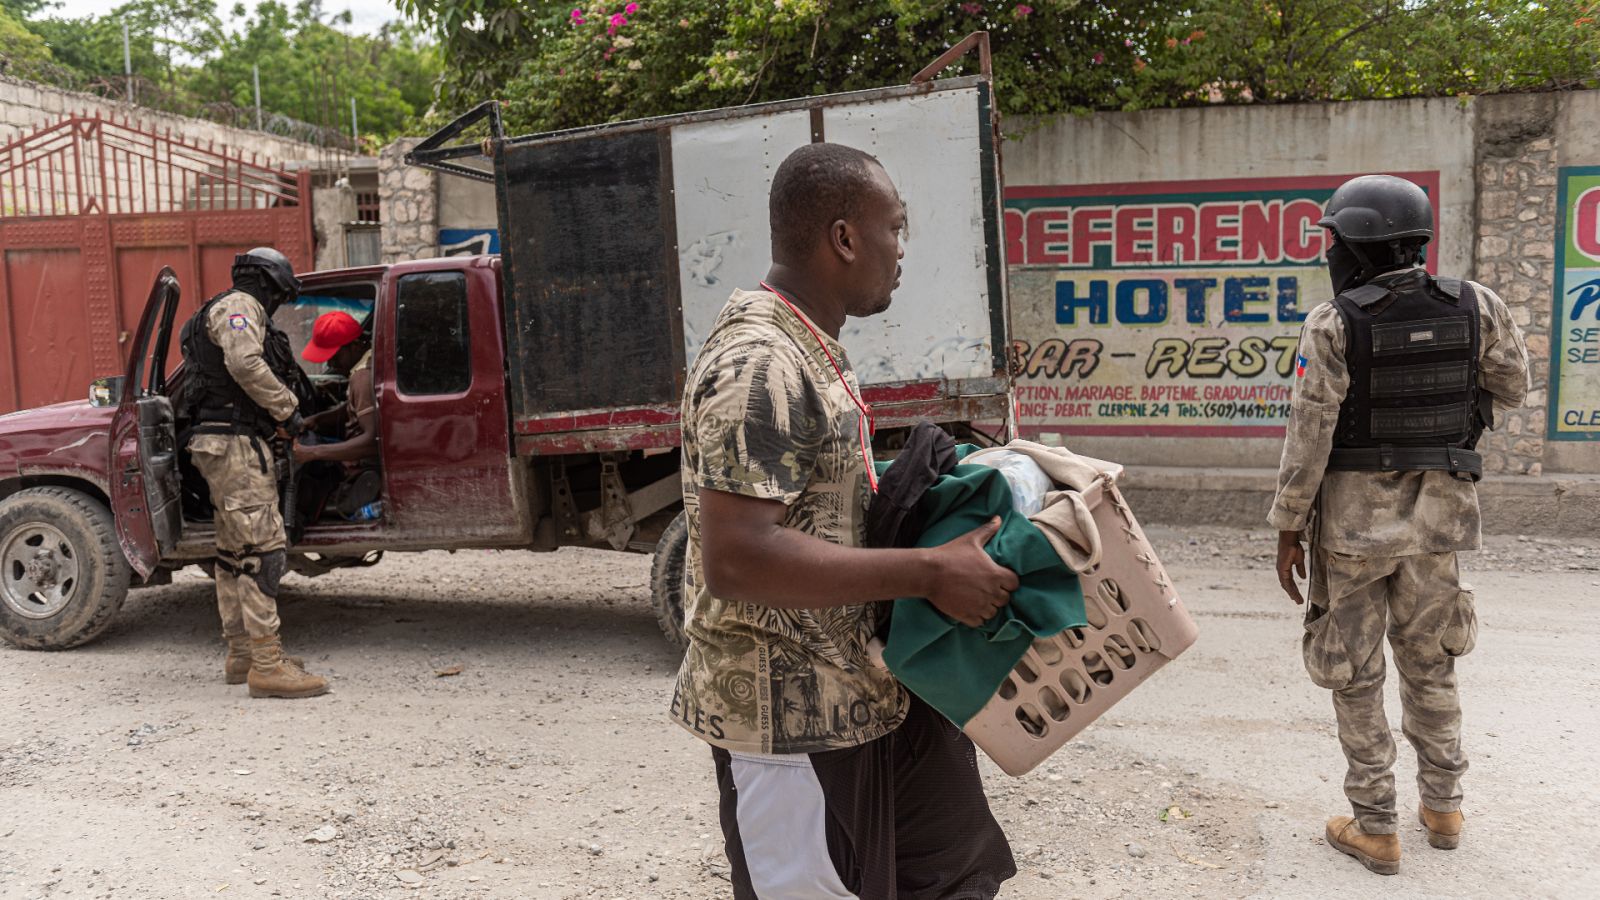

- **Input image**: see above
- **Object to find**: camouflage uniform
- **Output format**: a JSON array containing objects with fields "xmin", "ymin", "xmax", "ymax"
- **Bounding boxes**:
[
  {"xmin": 1270, "ymin": 270, "xmax": 1530, "ymax": 833},
  {"xmin": 186, "ymin": 291, "xmax": 298, "ymax": 647},
  {"xmin": 670, "ymin": 289, "xmax": 907, "ymax": 754}
]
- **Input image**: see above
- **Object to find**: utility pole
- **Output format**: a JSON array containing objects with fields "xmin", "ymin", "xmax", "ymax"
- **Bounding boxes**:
[
  {"xmin": 123, "ymin": 20, "xmax": 133, "ymax": 104},
  {"xmin": 253, "ymin": 64, "xmax": 263, "ymax": 130},
  {"xmin": 350, "ymin": 97, "xmax": 358, "ymax": 146}
]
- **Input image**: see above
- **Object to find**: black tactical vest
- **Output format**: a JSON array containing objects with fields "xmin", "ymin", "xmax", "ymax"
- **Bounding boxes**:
[
  {"xmin": 179, "ymin": 290, "xmax": 313, "ymax": 437},
  {"xmin": 1326, "ymin": 269, "xmax": 1488, "ymax": 480}
]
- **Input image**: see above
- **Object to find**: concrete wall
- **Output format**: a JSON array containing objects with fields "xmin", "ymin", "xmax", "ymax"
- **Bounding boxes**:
[
  {"xmin": 1005, "ymin": 91, "xmax": 1599, "ymax": 477},
  {"xmin": 312, "ymin": 181, "xmax": 358, "ymax": 271},
  {"xmin": 0, "ymin": 75, "xmax": 320, "ymax": 175}
]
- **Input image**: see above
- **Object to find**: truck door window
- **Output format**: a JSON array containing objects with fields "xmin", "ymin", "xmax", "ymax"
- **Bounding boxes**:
[{"xmin": 396, "ymin": 272, "xmax": 472, "ymax": 395}]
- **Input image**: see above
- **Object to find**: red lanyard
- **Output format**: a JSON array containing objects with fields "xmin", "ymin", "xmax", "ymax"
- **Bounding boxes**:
[{"xmin": 760, "ymin": 282, "xmax": 878, "ymax": 493}]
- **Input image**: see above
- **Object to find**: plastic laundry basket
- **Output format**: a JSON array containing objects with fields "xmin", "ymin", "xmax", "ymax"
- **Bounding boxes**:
[{"xmin": 961, "ymin": 457, "xmax": 1197, "ymax": 776}]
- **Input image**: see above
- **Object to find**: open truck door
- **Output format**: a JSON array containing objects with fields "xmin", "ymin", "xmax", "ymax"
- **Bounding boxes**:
[{"xmin": 108, "ymin": 267, "xmax": 184, "ymax": 577}]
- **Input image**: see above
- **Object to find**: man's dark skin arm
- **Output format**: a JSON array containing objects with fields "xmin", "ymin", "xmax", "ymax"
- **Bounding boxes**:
[
  {"xmin": 293, "ymin": 405, "xmax": 377, "ymax": 463},
  {"xmin": 1277, "ymin": 529, "xmax": 1307, "ymax": 605},
  {"xmin": 700, "ymin": 488, "xmax": 1020, "ymax": 628}
]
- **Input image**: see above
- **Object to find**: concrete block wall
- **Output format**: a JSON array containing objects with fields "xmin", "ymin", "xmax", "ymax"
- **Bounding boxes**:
[{"xmin": 0, "ymin": 75, "xmax": 316, "ymax": 162}]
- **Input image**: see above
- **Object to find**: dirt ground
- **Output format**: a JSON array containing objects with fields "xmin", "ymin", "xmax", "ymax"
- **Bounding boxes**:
[{"xmin": 1, "ymin": 525, "xmax": 1597, "ymax": 899}]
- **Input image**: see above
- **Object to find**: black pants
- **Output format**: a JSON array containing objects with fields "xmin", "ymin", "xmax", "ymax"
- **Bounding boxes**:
[{"xmin": 712, "ymin": 693, "xmax": 1015, "ymax": 899}]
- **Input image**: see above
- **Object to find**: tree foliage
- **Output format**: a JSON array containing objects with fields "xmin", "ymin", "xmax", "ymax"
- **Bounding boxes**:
[
  {"xmin": 0, "ymin": 6, "xmax": 55, "ymax": 81},
  {"xmin": 399, "ymin": 0, "xmax": 1600, "ymax": 134},
  {"xmin": 7, "ymin": 0, "xmax": 440, "ymax": 144}
]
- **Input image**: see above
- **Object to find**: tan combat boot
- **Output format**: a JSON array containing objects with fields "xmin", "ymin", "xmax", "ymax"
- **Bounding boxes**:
[
  {"xmin": 224, "ymin": 635, "xmax": 303, "ymax": 685},
  {"xmin": 1419, "ymin": 805, "xmax": 1463, "ymax": 850},
  {"xmin": 246, "ymin": 636, "xmax": 329, "ymax": 699},
  {"xmin": 1326, "ymin": 816, "xmax": 1400, "ymax": 875}
]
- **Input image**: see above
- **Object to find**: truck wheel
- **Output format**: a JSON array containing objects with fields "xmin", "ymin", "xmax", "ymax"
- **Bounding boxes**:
[
  {"xmin": 0, "ymin": 487, "xmax": 132, "ymax": 650},
  {"xmin": 649, "ymin": 512, "xmax": 689, "ymax": 651}
]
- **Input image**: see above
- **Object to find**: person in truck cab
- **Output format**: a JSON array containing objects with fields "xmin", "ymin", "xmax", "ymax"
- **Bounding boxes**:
[
  {"xmin": 178, "ymin": 247, "xmax": 330, "ymax": 700},
  {"xmin": 297, "ymin": 311, "xmax": 373, "ymax": 441},
  {"xmin": 294, "ymin": 311, "xmax": 381, "ymax": 520}
]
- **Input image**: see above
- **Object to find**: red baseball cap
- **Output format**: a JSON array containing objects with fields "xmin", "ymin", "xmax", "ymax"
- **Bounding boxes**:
[{"xmin": 303, "ymin": 311, "xmax": 364, "ymax": 363}]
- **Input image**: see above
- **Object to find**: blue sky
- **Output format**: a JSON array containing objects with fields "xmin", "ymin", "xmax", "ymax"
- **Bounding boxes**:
[{"xmin": 44, "ymin": 0, "xmax": 402, "ymax": 35}]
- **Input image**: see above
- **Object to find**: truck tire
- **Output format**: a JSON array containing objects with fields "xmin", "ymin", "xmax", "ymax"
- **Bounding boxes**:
[
  {"xmin": 649, "ymin": 511, "xmax": 689, "ymax": 651},
  {"xmin": 0, "ymin": 487, "xmax": 132, "ymax": 650}
]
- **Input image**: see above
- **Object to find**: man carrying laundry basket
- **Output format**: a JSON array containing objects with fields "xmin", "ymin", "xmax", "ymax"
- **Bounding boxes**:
[
  {"xmin": 1271, "ymin": 175, "xmax": 1530, "ymax": 875},
  {"xmin": 669, "ymin": 142, "xmax": 1019, "ymax": 899}
]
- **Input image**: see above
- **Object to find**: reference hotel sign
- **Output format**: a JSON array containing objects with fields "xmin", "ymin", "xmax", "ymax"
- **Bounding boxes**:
[
  {"xmin": 1004, "ymin": 174, "xmax": 1441, "ymax": 437},
  {"xmin": 1552, "ymin": 166, "xmax": 1600, "ymax": 441}
]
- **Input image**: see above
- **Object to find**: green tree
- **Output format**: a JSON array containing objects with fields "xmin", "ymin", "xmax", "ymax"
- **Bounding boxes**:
[
  {"xmin": 0, "ymin": 6, "xmax": 55, "ymax": 80},
  {"xmin": 188, "ymin": 1, "xmax": 440, "ymax": 142},
  {"xmin": 1124, "ymin": 0, "xmax": 1600, "ymax": 107},
  {"xmin": 402, "ymin": 0, "xmax": 1600, "ymax": 134}
]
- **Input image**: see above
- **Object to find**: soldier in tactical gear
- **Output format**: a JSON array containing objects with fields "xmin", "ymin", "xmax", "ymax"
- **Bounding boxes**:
[
  {"xmin": 179, "ymin": 247, "xmax": 329, "ymax": 699},
  {"xmin": 1270, "ymin": 175, "xmax": 1529, "ymax": 874}
]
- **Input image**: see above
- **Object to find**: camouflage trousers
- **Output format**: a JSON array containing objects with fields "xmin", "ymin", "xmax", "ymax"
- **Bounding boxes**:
[
  {"xmin": 188, "ymin": 433, "xmax": 287, "ymax": 642},
  {"xmin": 1303, "ymin": 548, "xmax": 1478, "ymax": 834}
]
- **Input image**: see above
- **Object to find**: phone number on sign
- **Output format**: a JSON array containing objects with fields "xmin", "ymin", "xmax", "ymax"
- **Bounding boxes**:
[{"xmin": 1079, "ymin": 401, "xmax": 1294, "ymax": 421}]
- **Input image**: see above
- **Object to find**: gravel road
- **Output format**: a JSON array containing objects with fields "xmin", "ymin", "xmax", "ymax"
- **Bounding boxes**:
[{"xmin": 1, "ymin": 526, "xmax": 1595, "ymax": 899}]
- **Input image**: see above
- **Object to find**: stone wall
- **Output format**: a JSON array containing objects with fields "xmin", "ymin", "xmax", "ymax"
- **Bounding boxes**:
[
  {"xmin": 377, "ymin": 138, "xmax": 437, "ymax": 264},
  {"xmin": 1472, "ymin": 95, "xmax": 1559, "ymax": 476}
]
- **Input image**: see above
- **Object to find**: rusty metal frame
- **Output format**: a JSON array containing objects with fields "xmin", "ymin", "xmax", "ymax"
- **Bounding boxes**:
[{"xmin": 912, "ymin": 31, "xmax": 993, "ymax": 84}]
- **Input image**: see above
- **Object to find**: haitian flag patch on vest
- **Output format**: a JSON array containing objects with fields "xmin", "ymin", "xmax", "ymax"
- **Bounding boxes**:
[{"xmin": 1295, "ymin": 354, "xmax": 1308, "ymax": 378}]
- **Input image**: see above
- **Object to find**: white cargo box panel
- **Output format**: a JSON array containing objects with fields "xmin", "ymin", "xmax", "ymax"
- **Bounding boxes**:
[
  {"xmin": 672, "ymin": 85, "xmax": 1000, "ymax": 385},
  {"xmin": 474, "ymin": 77, "xmax": 1009, "ymax": 432}
]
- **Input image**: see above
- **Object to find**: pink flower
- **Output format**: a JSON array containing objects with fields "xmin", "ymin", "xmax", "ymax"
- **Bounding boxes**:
[
  {"xmin": 625, "ymin": 2, "xmax": 639, "ymax": 12},
  {"xmin": 611, "ymin": 12, "xmax": 628, "ymax": 26},
  {"xmin": 1092, "ymin": 52, "xmax": 1105, "ymax": 64},
  {"xmin": 1124, "ymin": 38, "xmax": 1134, "ymax": 47},
  {"xmin": 1014, "ymin": 3, "xmax": 1033, "ymax": 16},
  {"xmin": 571, "ymin": 8, "xmax": 585, "ymax": 24},
  {"xmin": 960, "ymin": 2, "xmax": 982, "ymax": 13}
]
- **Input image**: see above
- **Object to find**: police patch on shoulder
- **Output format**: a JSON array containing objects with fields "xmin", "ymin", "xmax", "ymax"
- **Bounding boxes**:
[
  {"xmin": 228, "ymin": 313, "xmax": 250, "ymax": 331},
  {"xmin": 1295, "ymin": 354, "xmax": 1308, "ymax": 378}
]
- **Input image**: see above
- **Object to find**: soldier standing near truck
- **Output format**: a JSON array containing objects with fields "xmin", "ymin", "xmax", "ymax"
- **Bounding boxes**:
[
  {"xmin": 1270, "ymin": 175, "xmax": 1530, "ymax": 874},
  {"xmin": 672, "ymin": 143, "xmax": 1019, "ymax": 898},
  {"xmin": 179, "ymin": 248, "xmax": 329, "ymax": 699}
]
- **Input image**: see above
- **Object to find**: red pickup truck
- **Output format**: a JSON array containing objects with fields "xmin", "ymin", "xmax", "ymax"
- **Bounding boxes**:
[{"xmin": 0, "ymin": 72, "xmax": 1013, "ymax": 651}]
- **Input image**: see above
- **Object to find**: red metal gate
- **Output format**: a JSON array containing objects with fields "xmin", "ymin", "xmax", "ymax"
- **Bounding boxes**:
[{"xmin": 0, "ymin": 113, "xmax": 313, "ymax": 412}]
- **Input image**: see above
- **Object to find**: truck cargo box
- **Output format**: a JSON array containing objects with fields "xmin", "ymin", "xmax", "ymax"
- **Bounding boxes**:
[{"xmin": 410, "ymin": 75, "xmax": 1012, "ymax": 455}]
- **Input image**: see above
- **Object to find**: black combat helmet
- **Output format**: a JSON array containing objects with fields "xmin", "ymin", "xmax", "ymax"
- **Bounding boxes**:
[
  {"xmin": 232, "ymin": 247, "xmax": 302, "ymax": 299},
  {"xmin": 1318, "ymin": 175, "xmax": 1434, "ymax": 245}
]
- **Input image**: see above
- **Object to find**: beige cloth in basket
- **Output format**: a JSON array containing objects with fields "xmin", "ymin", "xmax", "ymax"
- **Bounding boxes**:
[{"xmin": 966, "ymin": 440, "xmax": 1119, "ymax": 573}]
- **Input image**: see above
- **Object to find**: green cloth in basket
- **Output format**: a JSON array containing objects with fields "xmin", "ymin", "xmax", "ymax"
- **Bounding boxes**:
[{"xmin": 879, "ymin": 450, "xmax": 1086, "ymax": 727}]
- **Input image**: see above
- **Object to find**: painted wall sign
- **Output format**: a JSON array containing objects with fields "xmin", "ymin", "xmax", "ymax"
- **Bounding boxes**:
[
  {"xmin": 1551, "ymin": 166, "xmax": 1600, "ymax": 442},
  {"xmin": 1004, "ymin": 173, "xmax": 1440, "ymax": 437},
  {"xmin": 440, "ymin": 228, "xmax": 500, "ymax": 256}
]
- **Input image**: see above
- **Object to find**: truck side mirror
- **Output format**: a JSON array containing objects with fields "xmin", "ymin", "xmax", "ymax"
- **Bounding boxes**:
[{"xmin": 89, "ymin": 376, "xmax": 125, "ymax": 408}]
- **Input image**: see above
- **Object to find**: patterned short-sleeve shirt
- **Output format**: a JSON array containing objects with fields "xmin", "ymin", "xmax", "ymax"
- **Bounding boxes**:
[{"xmin": 669, "ymin": 289, "xmax": 908, "ymax": 754}]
